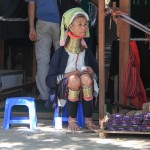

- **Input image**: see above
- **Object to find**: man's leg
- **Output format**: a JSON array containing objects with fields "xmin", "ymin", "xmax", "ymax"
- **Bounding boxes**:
[
  {"xmin": 35, "ymin": 20, "xmax": 52, "ymax": 100},
  {"xmin": 51, "ymin": 22, "xmax": 60, "ymax": 51}
]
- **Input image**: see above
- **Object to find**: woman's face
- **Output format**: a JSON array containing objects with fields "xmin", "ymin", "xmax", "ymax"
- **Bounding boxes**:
[{"xmin": 69, "ymin": 16, "xmax": 88, "ymax": 37}]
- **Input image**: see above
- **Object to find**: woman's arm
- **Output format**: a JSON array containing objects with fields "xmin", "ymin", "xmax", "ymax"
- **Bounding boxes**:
[
  {"xmin": 46, "ymin": 48, "xmax": 63, "ymax": 88},
  {"xmin": 85, "ymin": 49, "xmax": 99, "ymax": 77}
]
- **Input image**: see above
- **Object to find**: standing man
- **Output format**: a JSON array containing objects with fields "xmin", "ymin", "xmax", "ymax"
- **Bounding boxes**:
[{"xmin": 26, "ymin": 0, "xmax": 60, "ymax": 100}]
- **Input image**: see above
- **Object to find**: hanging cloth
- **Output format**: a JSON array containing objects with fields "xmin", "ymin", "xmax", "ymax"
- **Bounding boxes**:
[{"xmin": 122, "ymin": 41, "xmax": 147, "ymax": 109}]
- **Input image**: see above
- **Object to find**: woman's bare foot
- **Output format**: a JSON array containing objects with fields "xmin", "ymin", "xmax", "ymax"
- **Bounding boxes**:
[
  {"xmin": 85, "ymin": 117, "xmax": 99, "ymax": 132},
  {"xmin": 68, "ymin": 117, "xmax": 80, "ymax": 131}
]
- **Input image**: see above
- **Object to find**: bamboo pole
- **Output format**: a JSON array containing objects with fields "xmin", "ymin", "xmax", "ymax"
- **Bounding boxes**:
[{"xmin": 98, "ymin": 0, "xmax": 105, "ymax": 128}]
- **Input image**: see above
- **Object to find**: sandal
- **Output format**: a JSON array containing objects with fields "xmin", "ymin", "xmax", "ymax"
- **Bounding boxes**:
[
  {"xmin": 85, "ymin": 118, "xmax": 99, "ymax": 132},
  {"xmin": 68, "ymin": 117, "xmax": 80, "ymax": 131}
]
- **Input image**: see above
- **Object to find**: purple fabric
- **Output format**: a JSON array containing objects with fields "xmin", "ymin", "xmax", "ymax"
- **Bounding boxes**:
[
  {"xmin": 110, "ymin": 114, "xmax": 124, "ymax": 120},
  {"xmin": 129, "ymin": 120, "xmax": 142, "ymax": 125},
  {"xmin": 132, "ymin": 114, "xmax": 143, "ymax": 122},
  {"xmin": 142, "ymin": 120, "xmax": 150, "ymax": 125},
  {"xmin": 144, "ymin": 113, "xmax": 150, "ymax": 120},
  {"xmin": 141, "ymin": 125, "xmax": 150, "ymax": 132},
  {"xmin": 106, "ymin": 112, "xmax": 150, "ymax": 132},
  {"xmin": 124, "ymin": 115, "xmax": 132, "ymax": 121}
]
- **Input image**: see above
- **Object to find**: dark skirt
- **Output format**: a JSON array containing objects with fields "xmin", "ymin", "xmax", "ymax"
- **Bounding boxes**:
[
  {"xmin": 45, "ymin": 78, "xmax": 68, "ymax": 109},
  {"xmin": 57, "ymin": 78, "xmax": 68, "ymax": 101}
]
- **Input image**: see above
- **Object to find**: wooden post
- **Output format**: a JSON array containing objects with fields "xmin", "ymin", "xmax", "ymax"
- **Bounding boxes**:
[
  {"xmin": 98, "ymin": 0, "xmax": 105, "ymax": 128},
  {"xmin": 0, "ymin": 40, "xmax": 4, "ymax": 69},
  {"xmin": 118, "ymin": 1, "xmax": 130, "ymax": 106}
]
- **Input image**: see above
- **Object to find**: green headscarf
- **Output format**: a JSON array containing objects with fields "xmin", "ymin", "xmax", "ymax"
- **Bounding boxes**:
[{"xmin": 60, "ymin": 7, "xmax": 90, "ymax": 46}]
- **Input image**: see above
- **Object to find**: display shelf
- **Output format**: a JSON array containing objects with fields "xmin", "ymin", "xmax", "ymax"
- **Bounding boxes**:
[{"xmin": 99, "ymin": 129, "xmax": 150, "ymax": 138}]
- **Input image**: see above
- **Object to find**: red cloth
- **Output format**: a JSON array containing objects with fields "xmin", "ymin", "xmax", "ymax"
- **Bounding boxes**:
[{"xmin": 122, "ymin": 41, "xmax": 147, "ymax": 109}]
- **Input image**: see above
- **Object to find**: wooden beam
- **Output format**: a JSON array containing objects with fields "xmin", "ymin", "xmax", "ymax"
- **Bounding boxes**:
[
  {"xmin": 118, "ymin": 0, "xmax": 130, "ymax": 106},
  {"xmin": 0, "ymin": 40, "xmax": 4, "ymax": 69},
  {"xmin": 98, "ymin": 0, "xmax": 105, "ymax": 128}
]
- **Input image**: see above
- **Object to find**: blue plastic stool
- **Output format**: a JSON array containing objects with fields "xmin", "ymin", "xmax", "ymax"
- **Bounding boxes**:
[
  {"xmin": 3, "ymin": 97, "xmax": 37, "ymax": 130},
  {"xmin": 53, "ymin": 101, "xmax": 84, "ymax": 128}
]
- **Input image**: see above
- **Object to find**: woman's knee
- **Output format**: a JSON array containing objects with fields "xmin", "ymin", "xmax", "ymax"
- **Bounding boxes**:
[
  {"xmin": 80, "ymin": 74, "xmax": 93, "ymax": 101},
  {"xmin": 67, "ymin": 75, "xmax": 81, "ymax": 102},
  {"xmin": 80, "ymin": 74, "xmax": 93, "ymax": 86},
  {"xmin": 68, "ymin": 75, "xmax": 81, "ymax": 90}
]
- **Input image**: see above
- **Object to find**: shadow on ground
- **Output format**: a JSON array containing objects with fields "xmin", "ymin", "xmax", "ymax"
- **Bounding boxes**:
[{"xmin": 0, "ymin": 119, "xmax": 150, "ymax": 150}]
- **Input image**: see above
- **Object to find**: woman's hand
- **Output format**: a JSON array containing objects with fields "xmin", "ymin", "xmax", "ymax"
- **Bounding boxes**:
[
  {"xmin": 73, "ymin": 70, "xmax": 82, "ymax": 77},
  {"xmin": 82, "ymin": 66, "xmax": 94, "ymax": 76},
  {"xmin": 64, "ymin": 70, "xmax": 82, "ymax": 78}
]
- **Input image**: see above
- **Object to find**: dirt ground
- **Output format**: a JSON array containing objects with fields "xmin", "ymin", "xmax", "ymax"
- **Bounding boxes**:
[{"xmin": 0, "ymin": 118, "xmax": 150, "ymax": 150}]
